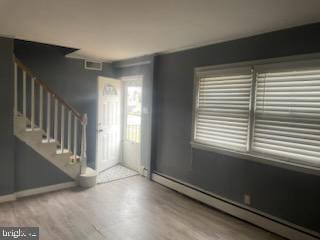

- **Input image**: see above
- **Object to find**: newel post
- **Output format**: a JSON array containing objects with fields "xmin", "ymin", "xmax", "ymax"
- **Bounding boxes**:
[{"xmin": 80, "ymin": 113, "xmax": 88, "ymax": 174}]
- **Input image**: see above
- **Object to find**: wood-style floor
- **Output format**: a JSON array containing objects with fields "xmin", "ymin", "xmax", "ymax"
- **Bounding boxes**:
[{"xmin": 0, "ymin": 176, "xmax": 284, "ymax": 240}]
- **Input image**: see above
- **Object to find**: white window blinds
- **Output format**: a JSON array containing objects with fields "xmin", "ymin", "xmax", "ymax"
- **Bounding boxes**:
[
  {"xmin": 253, "ymin": 68, "xmax": 320, "ymax": 167},
  {"xmin": 194, "ymin": 69, "xmax": 253, "ymax": 151}
]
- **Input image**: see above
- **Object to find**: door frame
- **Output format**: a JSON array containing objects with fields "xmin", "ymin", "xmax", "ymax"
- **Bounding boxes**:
[
  {"xmin": 121, "ymin": 75, "xmax": 144, "ymax": 171},
  {"xmin": 95, "ymin": 76, "xmax": 123, "ymax": 172},
  {"xmin": 121, "ymin": 75, "xmax": 143, "ymax": 141}
]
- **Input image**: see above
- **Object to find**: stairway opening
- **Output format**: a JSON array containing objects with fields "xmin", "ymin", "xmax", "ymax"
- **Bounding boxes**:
[{"xmin": 13, "ymin": 57, "xmax": 97, "ymax": 189}]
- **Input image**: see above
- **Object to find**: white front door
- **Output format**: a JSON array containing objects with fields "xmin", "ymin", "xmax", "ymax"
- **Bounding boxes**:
[
  {"xmin": 122, "ymin": 76, "xmax": 143, "ymax": 172},
  {"xmin": 97, "ymin": 77, "xmax": 122, "ymax": 172}
]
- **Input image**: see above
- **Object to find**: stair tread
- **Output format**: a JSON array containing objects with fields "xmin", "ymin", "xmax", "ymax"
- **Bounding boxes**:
[
  {"xmin": 14, "ymin": 110, "xmax": 82, "ymax": 179},
  {"xmin": 56, "ymin": 149, "xmax": 71, "ymax": 154},
  {"xmin": 42, "ymin": 138, "xmax": 56, "ymax": 143}
]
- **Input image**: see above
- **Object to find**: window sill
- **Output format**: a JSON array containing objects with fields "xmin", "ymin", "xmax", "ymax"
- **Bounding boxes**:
[{"xmin": 191, "ymin": 141, "xmax": 320, "ymax": 176}]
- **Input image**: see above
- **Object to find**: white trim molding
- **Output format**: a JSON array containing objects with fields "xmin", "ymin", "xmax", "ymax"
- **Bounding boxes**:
[
  {"xmin": 0, "ymin": 194, "xmax": 16, "ymax": 204},
  {"xmin": 152, "ymin": 173, "xmax": 320, "ymax": 240},
  {"xmin": 0, "ymin": 181, "xmax": 78, "ymax": 203},
  {"xmin": 15, "ymin": 181, "xmax": 77, "ymax": 198},
  {"xmin": 0, "ymin": 182, "xmax": 77, "ymax": 205}
]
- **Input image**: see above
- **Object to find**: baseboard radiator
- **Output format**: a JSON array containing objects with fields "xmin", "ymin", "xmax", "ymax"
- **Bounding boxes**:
[{"xmin": 152, "ymin": 172, "xmax": 319, "ymax": 240}]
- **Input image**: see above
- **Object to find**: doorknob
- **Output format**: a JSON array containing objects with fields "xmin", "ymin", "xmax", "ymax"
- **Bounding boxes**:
[{"xmin": 98, "ymin": 129, "xmax": 103, "ymax": 133}]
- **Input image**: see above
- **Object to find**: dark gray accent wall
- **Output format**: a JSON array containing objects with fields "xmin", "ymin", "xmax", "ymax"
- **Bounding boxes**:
[
  {"xmin": 14, "ymin": 137, "xmax": 72, "ymax": 191},
  {"xmin": 153, "ymin": 23, "xmax": 320, "ymax": 234},
  {"xmin": 14, "ymin": 40, "xmax": 116, "ymax": 168},
  {"xmin": 113, "ymin": 55, "xmax": 154, "ymax": 177},
  {"xmin": 0, "ymin": 37, "xmax": 14, "ymax": 196}
]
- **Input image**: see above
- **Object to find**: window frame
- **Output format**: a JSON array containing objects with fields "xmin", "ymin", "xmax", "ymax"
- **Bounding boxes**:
[{"xmin": 191, "ymin": 53, "xmax": 320, "ymax": 175}]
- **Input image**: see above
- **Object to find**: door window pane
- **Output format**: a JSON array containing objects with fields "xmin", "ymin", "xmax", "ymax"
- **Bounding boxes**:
[{"xmin": 126, "ymin": 86, "xmax": 142, "ymax": 143}]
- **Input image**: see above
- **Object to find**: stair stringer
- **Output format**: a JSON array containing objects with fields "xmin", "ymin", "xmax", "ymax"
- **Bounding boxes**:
[{"xmin": 14, "ymin": 115, "xmax": 81, "ymax": 180}]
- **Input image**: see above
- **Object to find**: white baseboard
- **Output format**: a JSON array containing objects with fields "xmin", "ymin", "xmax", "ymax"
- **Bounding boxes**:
[
  {"xmin": 152, "ymin": 173, "xmax": 319, "ymax": 240},
  {"xmin": 0, "ymin": 194, "xmax": 16, "ymax": 204},
  {"xmin": 15, "ymin": 181, "xmax": 77, "ymax": 198}
]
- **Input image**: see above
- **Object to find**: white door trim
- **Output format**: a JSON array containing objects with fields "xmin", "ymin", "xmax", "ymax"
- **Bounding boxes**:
[
  {"xmin": 121, "ymin": 75, "xmax": 143, "ymax": 143},
  {"xmin": 95, "ymin": 77, "xmax": 101, "ymax": 171},
  {"xmin": 121, "ymin": 75, "xmax": 143, "ymax": 172}
]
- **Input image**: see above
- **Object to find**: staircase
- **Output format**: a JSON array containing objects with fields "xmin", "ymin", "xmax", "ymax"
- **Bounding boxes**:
[{"xmin": 13, "ymin": 57, "xmax": 96, "ymax": 186}]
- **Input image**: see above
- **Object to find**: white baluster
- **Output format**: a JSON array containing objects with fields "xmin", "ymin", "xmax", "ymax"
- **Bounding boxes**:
[
  {"xmin": 46, "ymin": 92, "xmax": 51, "ymax": 142},
  {"xmin": 31, "ymin": 77, "xmax": 35, "ymax": 130},
  {"xmin": 68, "ymin": 111, "xmax": 72, "ymax": 152},
  {"xmin": 73, "ymin": 117, "xmax": 78, "ymax": 161},
  {"xmin": 54, "ymin": 98, "xmax": 58, "ymax": 142},
  {"xmin": 14, "ymin": 63, "xmax": 18, "ymax": 115},
  {"xmin": 80, "ymin": 114, "xmax": 88, "ymax": 174},
  {"xmin": 60, "ymin": 105, "xmax": 65, "ymax": 153},
  {"xmin": 22, "ymin": 71, "xmax": 27, "ymax": 119},
  {"xmin": 39, "ymin": 85, "xmax": 43, "ymax": 130}
]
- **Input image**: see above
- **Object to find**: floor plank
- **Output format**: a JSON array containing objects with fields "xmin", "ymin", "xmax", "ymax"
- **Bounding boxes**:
[{"xmin": 0, "ymin": 176, "xmax": 284, "ymax": 240}]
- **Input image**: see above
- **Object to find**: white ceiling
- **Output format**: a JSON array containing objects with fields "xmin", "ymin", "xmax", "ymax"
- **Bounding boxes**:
[{"xmin": 1, "ymin": 0, "xmax": 320, "ymax": 61}]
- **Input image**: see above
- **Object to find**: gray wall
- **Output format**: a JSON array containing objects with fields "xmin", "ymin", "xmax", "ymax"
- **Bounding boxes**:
[
  {"xmin": 153, "ymin": 23, "xmax": 320, "ymax": 234},
  {"xmin": 0, "ymin": 37, "xmax": 14, "ymax": 196},
  {"xmin": 113, "ymin": 55, "xmax": 154, "ymax": 176},
  {"xmin": 0, "ymin": 38, "xmax": 74, "ymax": 196},
  {"xmin": 15, "ymin": 137, "xmax": 72, "ymax": 191},
  {"xmin": 14, "ymin": 40, "xmax": 116, "ymax": 168}
]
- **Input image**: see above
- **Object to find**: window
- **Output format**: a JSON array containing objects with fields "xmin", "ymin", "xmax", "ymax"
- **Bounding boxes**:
[
  {"xmin": 252, "ymin": 67, "xmax": 320, "ymax": 167},
  {"xmin": 193, "ymin": 58, "xmax": 320, "ymax": 169},
  {"xmin": 194, "ymin": 67, "xmax": 253, "ymax": 152},
  {"xmin": 125, "ymin": 86, "xmax": 142, "ymax": 143}
]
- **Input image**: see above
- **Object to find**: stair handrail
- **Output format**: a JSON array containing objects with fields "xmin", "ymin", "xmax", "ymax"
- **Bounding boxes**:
[
  {"xmin": 13, "ymin": 56, "xmax": 88, "ymax": 174},
  {"xmin": 13, "ymin": 56, "xmax": 83, "ymax": 121}
]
